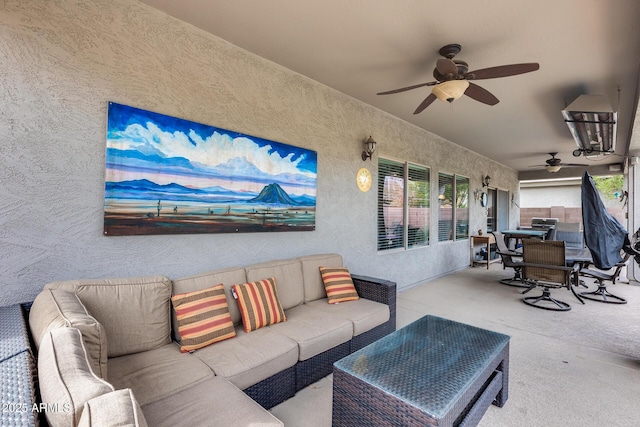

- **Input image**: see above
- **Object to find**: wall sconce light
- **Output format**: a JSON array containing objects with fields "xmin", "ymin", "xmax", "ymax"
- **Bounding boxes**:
[
  {"xmin": 482, "ymin": 175, "xmax": 491, "ymax": 187},
  {"xmin": 362, "ymin": 136, "xmax": 377, "ymax": 161}
]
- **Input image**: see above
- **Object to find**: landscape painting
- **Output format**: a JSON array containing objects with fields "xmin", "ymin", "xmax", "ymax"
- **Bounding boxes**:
[{"xmin": 103, "ymin": 102, "xmax": 317, "ymax": 236}]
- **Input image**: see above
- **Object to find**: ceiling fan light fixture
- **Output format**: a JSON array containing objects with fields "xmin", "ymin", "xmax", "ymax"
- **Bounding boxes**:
[
  {"xmin": 432, "ymin": 80, "xmax": 470, "ymax": 103},
  {"xmin": 545, "ymin": 165, "xmax": 562, "ymax": 173}
]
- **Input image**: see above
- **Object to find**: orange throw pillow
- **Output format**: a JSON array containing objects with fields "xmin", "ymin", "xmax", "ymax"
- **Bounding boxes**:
[
  {"xmin": 232, "ymin": 278, "xmax": 286, "ymax": 332},
  {"xmin": 171, "ymin": 284, "xmax": 236, "ymax": 352},
  {"xmin": 319, "ymin": 267, "xmax": 359, "ymax": 304}
]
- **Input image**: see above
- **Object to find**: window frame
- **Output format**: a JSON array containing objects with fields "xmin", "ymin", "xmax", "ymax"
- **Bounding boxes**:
[
  {"xmin": 377, "ymin": 157, "xmax": 430, "ymax": 252},
  {"xmin": 437, "ymin": 172, "xmax": 470, "ymax": 242}
]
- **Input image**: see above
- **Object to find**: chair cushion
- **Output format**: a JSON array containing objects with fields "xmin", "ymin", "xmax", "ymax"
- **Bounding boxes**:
[
  {"xmin": 245, "ymin": 258, "xmax": 304, "ymax": 310},
  {"xmin": 171, "ymin": 284, "xmax": 236, "ymax": 352},
  {"xmin": 38, "ymin": 328, "xmax": 114, "ymax": 427},
  {"xmin": 191, "ymin": 325, "xmax": 298, "ymax": 390},
  {"xmin": 141, "ymin": 376, "xmax": 283, "ymax": 427},
  {"xmin": 79, "ymin": 389, "xmax": 148, "ymax": 427},
  {"xmin": 319, "ymin": 267, "xmax": 359, "ymax": 303},
  {"xmin": 29, "ymin": 288, "xmax": 108, "ymax": 378},
  {"xmin": 306, "ymin": 298, "xmax": 390, "ymax": 336},
  {"xmin": 232, "ymin": 278, "xmax": 286, "ymax": 332},
  {"xmin": 268, "ymin": 304, "xmax": 352, "ymax": 360},
  {"xmin": 299, "ymin": 253, "xmax": 344, "ymax": 302},
  {"xmin": 107, "ymin": 343, "xmax": 214, "ymax": 406},
  {"xmin": 45, "ymin": 275, "xmax": 172, "ymax": 357}
]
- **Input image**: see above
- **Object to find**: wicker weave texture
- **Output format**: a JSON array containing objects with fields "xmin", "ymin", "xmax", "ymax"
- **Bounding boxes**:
[
  {"xmin": 295, "ymin": 341, "xmax": 349, "ymax": 391},
  {"xmin": 242, "ymin": 366, "xmax": 296, "ymax": 409},
  {"xmin": 333, "ymin": 315, "xmax": 509, "ymax": 427},
  {"xmin": 0, "ymin": 305, "xmax": 38, "ymax": 427}
]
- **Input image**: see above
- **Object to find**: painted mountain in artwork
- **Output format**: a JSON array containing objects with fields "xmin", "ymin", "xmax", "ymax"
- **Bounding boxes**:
[
  {"xmin": 105, "ymin": 179, "xmax": 256, "ymax": 202},
  {"xmin": 250, "ymin": 183, "xmax": 300, "ymax": 205}
]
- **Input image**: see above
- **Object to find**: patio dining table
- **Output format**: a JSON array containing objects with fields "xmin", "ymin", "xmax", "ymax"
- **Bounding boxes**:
[
  {"xmin": 501, "ymin": 229, "xmax": 548, "ymax": 250},
  {"xmin": 565, "ymin": 247, "xmax": 592, "ymax": 267}
]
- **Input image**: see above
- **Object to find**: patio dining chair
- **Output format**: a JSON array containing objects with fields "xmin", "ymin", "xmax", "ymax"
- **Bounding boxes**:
[
  {"xmin": 492, "ymin": 231, "xmax": 526, "ymax": 288},
  {"xmin": 521, "ymin": 239, "xmax": 583, "ymax": 311},
  {"xmin": 578, "ymin": 252, "xmax": 630, "ymax": 304}
]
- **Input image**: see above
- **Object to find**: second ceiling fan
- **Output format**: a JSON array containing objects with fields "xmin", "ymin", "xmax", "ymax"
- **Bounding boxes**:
[
  {"xmin": 377, "ymin": 43, "xmax": 539, "ymax": 114},
  {"xmin": 529, "ymin": 152, "xmax": 585, "ymax": 173}
]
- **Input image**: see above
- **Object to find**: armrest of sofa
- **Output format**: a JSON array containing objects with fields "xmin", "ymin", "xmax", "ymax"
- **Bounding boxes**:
[
  {"xmin": 350, "ymin": 274, "xmax": 396, "ymax": 306},
  {"xmin": 351, "ymin": 274, "xmax": 396, "ymax": 317},
  {"xmin": 350, "ymin": 275, "xmax": 397, "ymax": 349}
]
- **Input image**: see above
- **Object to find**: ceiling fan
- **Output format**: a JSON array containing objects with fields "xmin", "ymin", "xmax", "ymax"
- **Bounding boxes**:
[
  {"xmin": 377, "ymin": 43, "xmax": 539, "ymax": 114},
  {"xmin": 529, "ymin": 152, "xmax": 584, "ymax": 173}
]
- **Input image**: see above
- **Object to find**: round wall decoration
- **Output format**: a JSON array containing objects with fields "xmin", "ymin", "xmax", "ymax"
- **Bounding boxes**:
[
  {"xmin": 356, "ymin": 167, "xmax": 372, "ymax": 192},
  {"xmin": 480, "ymin": 192, "xmax": 488, "ymax": 207}
]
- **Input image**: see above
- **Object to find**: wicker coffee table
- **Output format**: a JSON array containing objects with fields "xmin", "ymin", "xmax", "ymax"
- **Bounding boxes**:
[{"xmin": 333, "ymin": 315, "xmax": 509, "ymax": 426}]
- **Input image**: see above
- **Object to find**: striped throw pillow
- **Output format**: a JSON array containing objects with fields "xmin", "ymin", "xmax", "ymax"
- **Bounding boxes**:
[
  {"xmin": 171, "ymin": 284, "xmax": 236, "ymax": 352},
  {"xmin": 319, "ymin": 267, "xmax": 359, "ymax": 304},
  {"xmin": 232, "ymin": 278, "xmax": 286, "ymax": 333}
]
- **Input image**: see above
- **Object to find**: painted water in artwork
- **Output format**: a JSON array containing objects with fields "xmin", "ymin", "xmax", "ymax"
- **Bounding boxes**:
[{"xmin": 104, "ymin": 102, "xmax": 317, "ymax": 235}]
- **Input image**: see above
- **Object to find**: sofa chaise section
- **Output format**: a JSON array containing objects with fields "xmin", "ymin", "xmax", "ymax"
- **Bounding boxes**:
[{"xmin": 141, "ymin": 376, "xmax": 283, "ymax": 427}]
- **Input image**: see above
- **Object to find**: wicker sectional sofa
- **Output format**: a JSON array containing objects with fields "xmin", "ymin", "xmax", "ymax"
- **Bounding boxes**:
[{"xmin": 25, "ymin": 253, "xmax": 396, "ymax": 426}]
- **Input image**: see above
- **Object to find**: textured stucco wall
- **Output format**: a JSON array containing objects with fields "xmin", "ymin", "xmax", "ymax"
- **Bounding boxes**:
[{"xmin": 0, "ymin": 0, "xmax": 518, "ymax": 306}]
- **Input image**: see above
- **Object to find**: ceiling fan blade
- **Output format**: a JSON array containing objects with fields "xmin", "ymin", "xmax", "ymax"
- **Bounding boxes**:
[
  {"xmin": 377, "ymin": 81, "xmax": 437, "ymax": 95},
  {"xmin": 413, "ymin": 93, "xmax": 437, "ymax": 114},
  {"xmin": 464, "ymin": 82, "xmax": 499, "ymax": 106},
  {"xmin": 436, "ymin": 58, "xmax": 458, "ymax": 77},
  {"xmin": 466, "ymin": 63, "xmax": 540, "ymax": 80}
]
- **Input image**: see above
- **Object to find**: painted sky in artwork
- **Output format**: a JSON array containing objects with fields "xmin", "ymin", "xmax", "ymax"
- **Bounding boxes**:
[{"xmin": 105, "ymin": 102, "xmax": 317, "ymax": 200}]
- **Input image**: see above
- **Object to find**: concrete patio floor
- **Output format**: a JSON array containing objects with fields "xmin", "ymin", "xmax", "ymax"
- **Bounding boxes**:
[{"xmin": 270, "ymin": 263, "xmax": 640, "ymax": 426}]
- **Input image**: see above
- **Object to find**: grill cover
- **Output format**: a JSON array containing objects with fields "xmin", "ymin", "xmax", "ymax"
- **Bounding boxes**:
[{"xmin": 581, "ymin": 171, "xmax": 627, "ymax": 269}]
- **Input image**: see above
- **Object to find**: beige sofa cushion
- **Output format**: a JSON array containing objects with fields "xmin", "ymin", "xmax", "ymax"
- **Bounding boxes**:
[
  {"xmin": 306, "ymin": 298, "xmax": 390, "ymax": 336},
  {"xmin": 192, "ymin": 325, "xmax": 298, "ymax": 390},
  {"xmin": 38, "ymin": 328, "xmax": 114, "ymax": 427},
  {"xmin": 141, "ymin": 376, "xmax": 283, "ymax": 427},
  {"xmin": 172, "ymin": 267, "xmax": 247, "ymax": 333},
  {"xmin": 245, "ymin": 257, "xmax": 304, "ymax": 310},
  {"xmin": 29, "ymin": 288, "xmax": 108, "ymax": 378},
  {"xmin": 79, "ymin": 389, "xmax": 148, "ymax": 427},
  {"xmin": 45, "ymin": 275, "xmax": 172, "ymax": 357},
  {"xmin": 299, "ymin": 253, "xmax": 343, "ymax": 302},
  {"xmin": 107, "ymin": 342, "xmax": 214, "ymax": 406},
  {"xmin": 268, "ymin": 304, "xmax": 352, "ymax": 360}
]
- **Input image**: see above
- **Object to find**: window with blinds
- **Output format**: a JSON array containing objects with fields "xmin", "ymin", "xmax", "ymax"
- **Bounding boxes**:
[
  {"xmin": 377, "ymin": 158, "xmax": 430, "ymax": 251},
  {"xmin": 455, "ymin": 175, "xmax": 469, "ymax": 240},
  {"xmin": 438, "ymin": 173, "xmax": 453, "ymax": 242},
  {"xmin": 438, "ymin": 173, "xmax": 470, "ymax": 242},
  {"xmin": 407, "ymin": 164, "xmax": 429, "ymax": 248}
]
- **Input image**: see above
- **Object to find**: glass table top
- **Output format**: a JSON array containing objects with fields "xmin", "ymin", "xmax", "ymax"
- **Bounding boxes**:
[{"xmin": 334, "ymin": 315, "xmax": 510, "ymax": 419}]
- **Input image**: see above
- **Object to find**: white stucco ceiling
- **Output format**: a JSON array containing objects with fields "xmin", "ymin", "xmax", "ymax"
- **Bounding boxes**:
[{"xmin": 141, "ymin": 0, "xmax": 640, "ymax": 178}]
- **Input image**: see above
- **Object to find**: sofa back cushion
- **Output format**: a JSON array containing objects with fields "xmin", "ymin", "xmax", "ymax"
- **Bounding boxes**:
[
  {"xmin": 245, "ymin": 258, "xmax": 304, "ymax": 310},
  {"xmin": 172, "ymin": 267, "xmax": 247, "ymax": 334},
  {"xmin": 38, "ymin": 328, "xmax": 114, "ymax": 427},
  {"xmin": 29, "ymin": 288, "xmax": 108, "ymax": 378},
  {"xmin": 44, "ymin": 275, "xmax": 172, "ymax": 358},
  {"xmin": 299, "ymin": 254, "xmax": 344, "ymax": 302}
]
